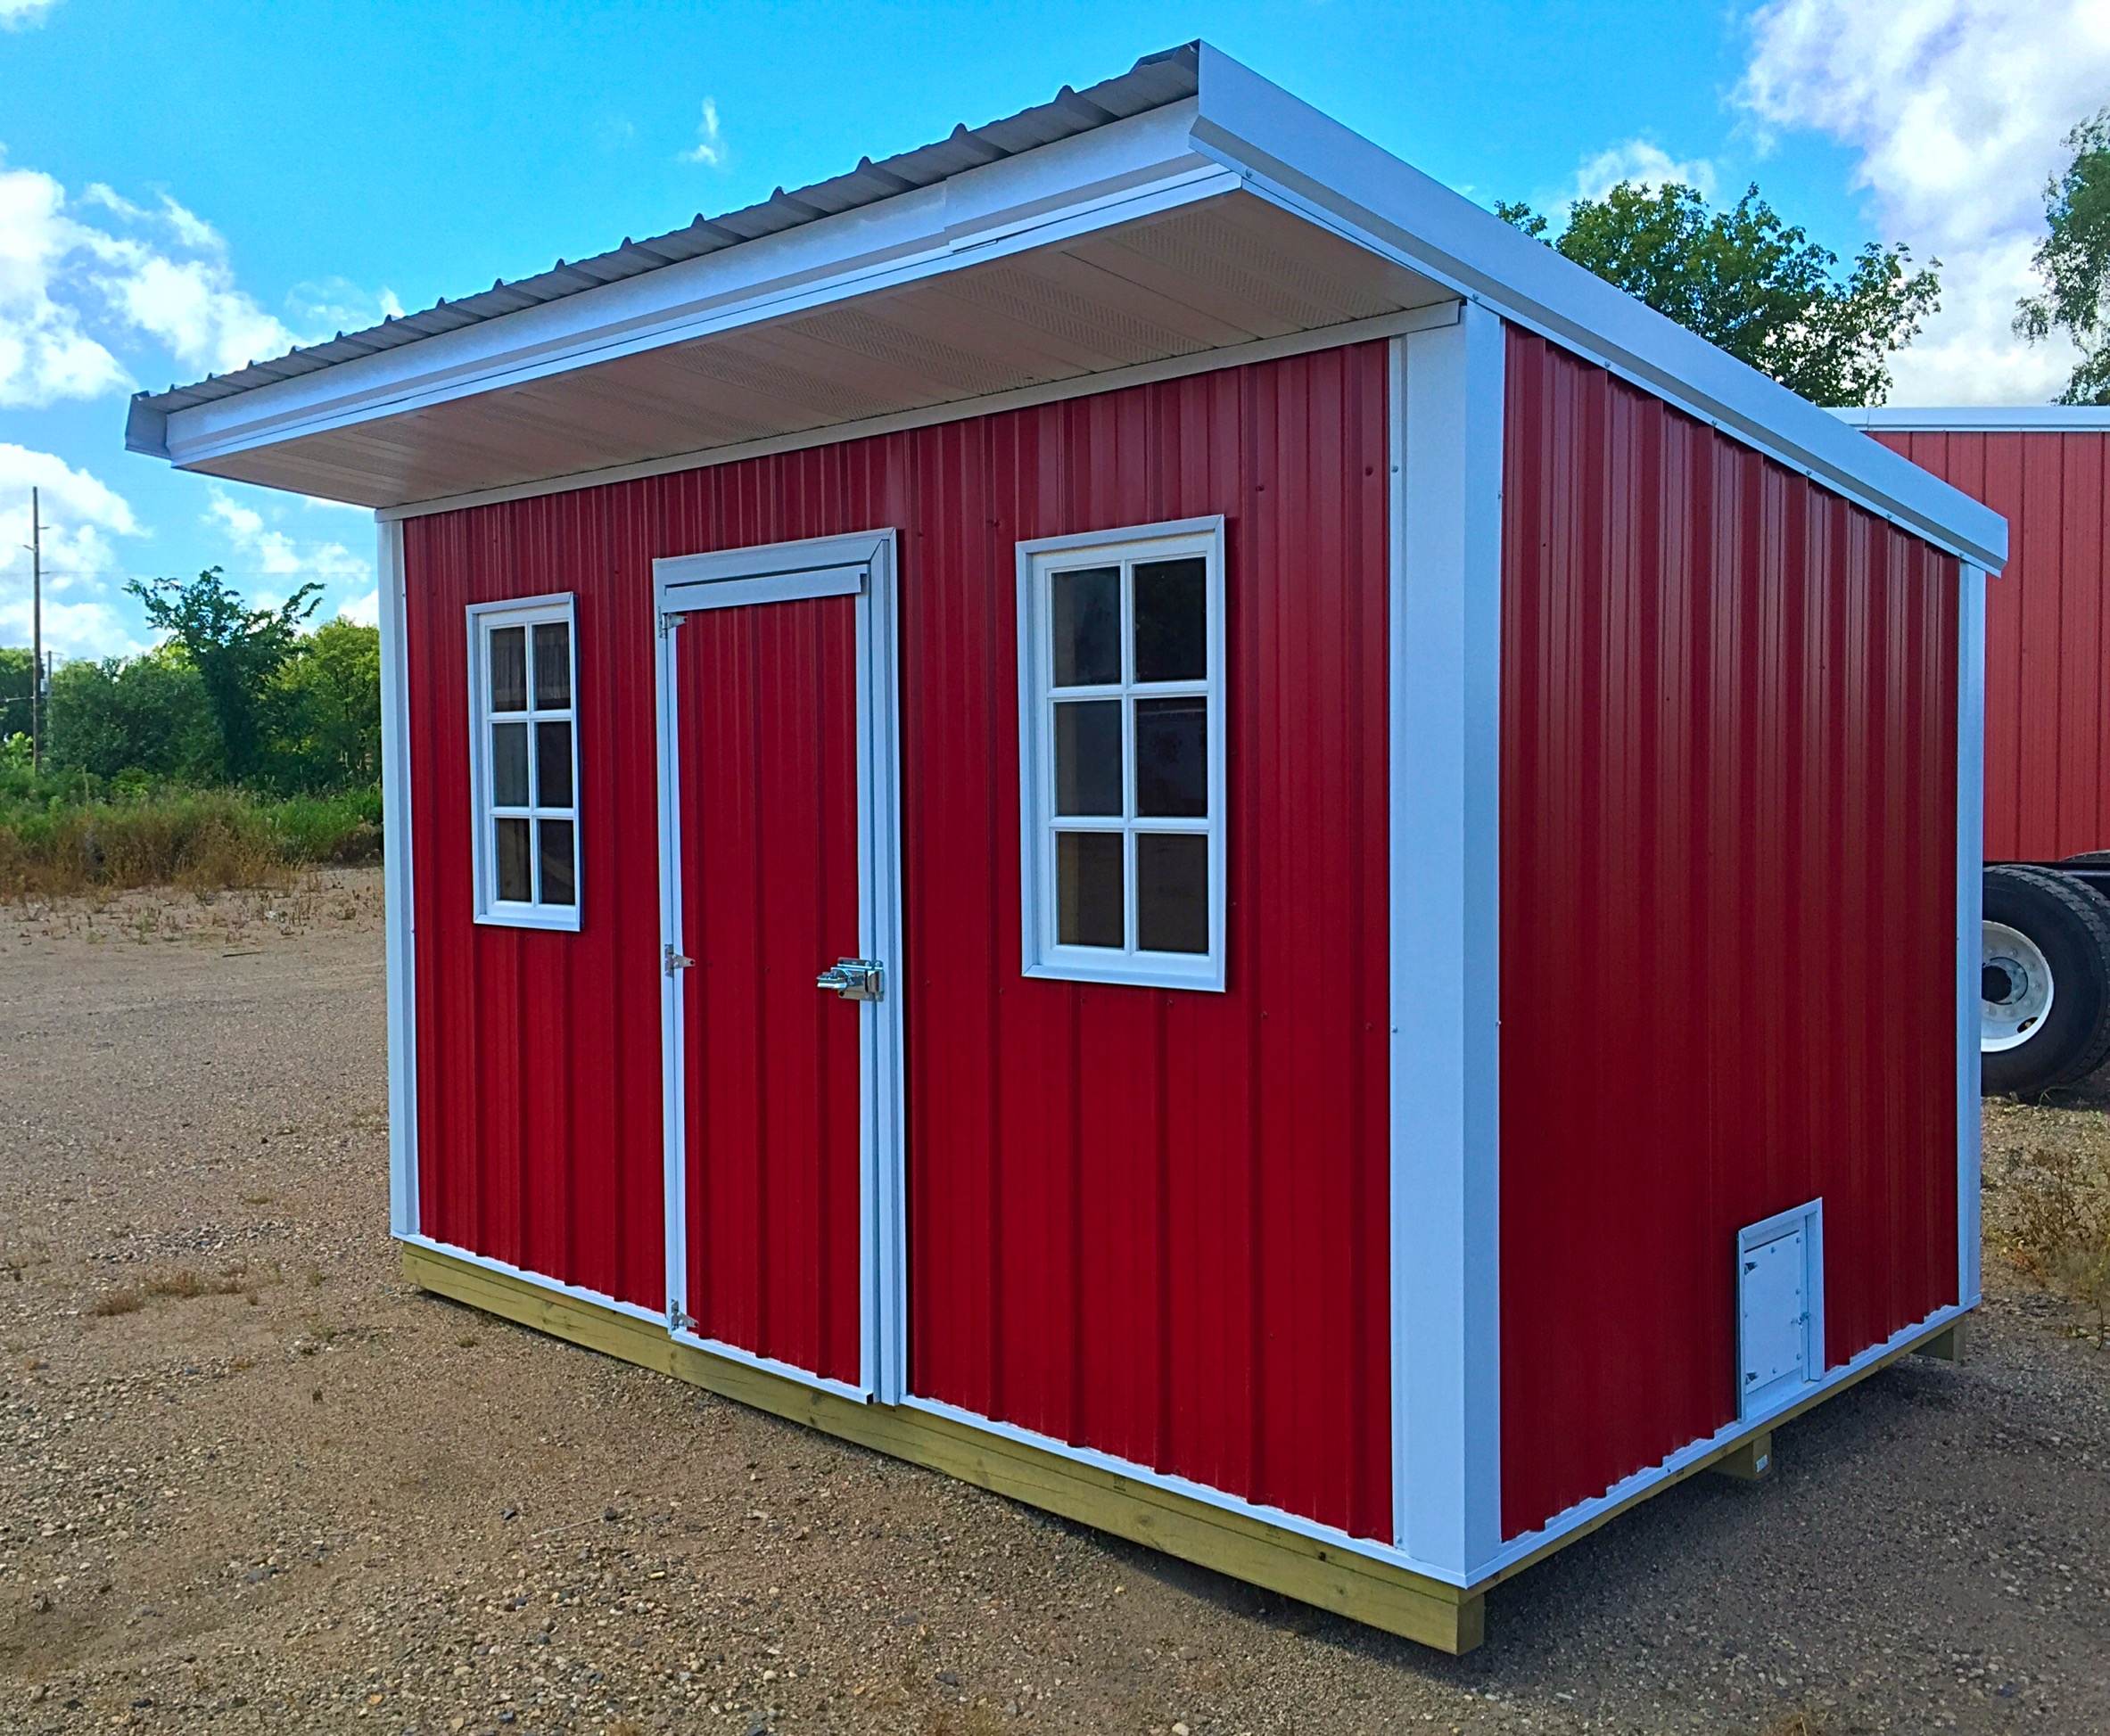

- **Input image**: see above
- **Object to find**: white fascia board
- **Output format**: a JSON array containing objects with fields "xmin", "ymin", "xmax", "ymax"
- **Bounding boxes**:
[
  {"xmin": 154, "ymin": 100, "xmax": 1227, "ymax": 471},
  {"xmin": 1836, "ymin": 405, "xmax": 2110, "ymax": 433},
  {"xmin": 1184, "ymin": 46, "xmax": 2008, "ymax": 573}
]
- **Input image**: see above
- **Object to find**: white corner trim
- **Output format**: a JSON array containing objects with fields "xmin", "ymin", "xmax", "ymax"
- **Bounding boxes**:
[
  {"xmin": 1957, "ymin": 564, "xmax": 1987, "ymax": 1309},
  {"xmin": 378, "ymin": 517, "xmax": 418, "ymax": 1239},
  {"xmin": 1388, "ymin": 307, "xmax": 1504, "ymax": 1578}
]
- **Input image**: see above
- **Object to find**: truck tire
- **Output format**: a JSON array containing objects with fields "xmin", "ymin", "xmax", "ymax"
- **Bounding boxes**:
[{"xmin": 1982, "ymin": 863, "xmax": 2110, "ymax": 1098}]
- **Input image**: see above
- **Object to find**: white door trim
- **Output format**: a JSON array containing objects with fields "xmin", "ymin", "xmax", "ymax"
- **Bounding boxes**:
[{"xmin": 652, "ymin": 527, "xmax": 907, "ymax": 1404}]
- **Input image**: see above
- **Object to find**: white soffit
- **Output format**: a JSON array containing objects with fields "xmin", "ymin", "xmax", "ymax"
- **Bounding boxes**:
[{"xmin": 166, "ymin": 187, "xmax": 1454, "ymax": 506}]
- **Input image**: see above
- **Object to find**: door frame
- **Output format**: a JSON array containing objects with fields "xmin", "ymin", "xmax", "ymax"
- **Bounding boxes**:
[{"xmin": 651, "ymin": 528, "xmax": 906, "ymax": 1403}]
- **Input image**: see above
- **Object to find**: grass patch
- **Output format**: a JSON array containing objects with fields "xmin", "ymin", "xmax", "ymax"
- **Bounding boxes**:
[
  {"xmin": 0, "ymin": 783, "xmax": 381, "ymax": 899},
  {"xmin": 1985, "ymin": 1101, "xmax": 2110, "ymax": 1344},
  {"xmin": 90, "ymin": 1287, "xmax": 143, "ymax": 1317}
]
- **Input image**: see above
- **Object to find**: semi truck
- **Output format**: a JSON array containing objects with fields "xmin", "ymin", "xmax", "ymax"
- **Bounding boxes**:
[{"xmin": 1842, "ymin": 406, "xmax": 2110, "ymax": 1096}]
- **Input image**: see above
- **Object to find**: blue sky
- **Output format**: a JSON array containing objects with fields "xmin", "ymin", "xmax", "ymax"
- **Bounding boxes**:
[{"xmin": 0, "ymin": 0, "xmax": 2093, "ymax": 660}]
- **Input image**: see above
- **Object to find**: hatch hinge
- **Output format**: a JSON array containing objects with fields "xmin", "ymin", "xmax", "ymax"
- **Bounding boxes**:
[
  {"xmin": 663, "ymin": 942, "xmax": 695, "ymax": 975},
  {"xmin": 667, "ymin": 1299, "xmax": 694, "ymax": 1335},
  {"xmin": 658, "ymin": 610, "xmax": 687, "ymax": 638}
]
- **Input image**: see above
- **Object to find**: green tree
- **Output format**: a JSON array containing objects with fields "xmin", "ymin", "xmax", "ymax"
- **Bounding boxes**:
[
  {"xmin": 0, "ymin": 646, "xmax": 31, "ymax": 742},
  {"xmin": 125, "ymin": 567, "xmax": 321, "ymax": 784},
  {"xmin": 45, "ymin": 647, "xmax": 221, "ymax": 782},
  {"xmin": 2016, "ymin": 111, "xmax": 2110, "ymax": 405},
  {"xmin": 270, "ymin": 618, "xmax": 382, "ymax": 792},
  {"xmin": 1496, "ymin": 181, "xmax": 1940, "ymax": 407}
]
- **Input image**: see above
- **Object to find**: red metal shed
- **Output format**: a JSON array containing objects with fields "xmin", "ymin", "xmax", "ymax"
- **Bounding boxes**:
[{"xmin": 127, "ymin": 44, "xmax": 2006, "ymax": 1651}]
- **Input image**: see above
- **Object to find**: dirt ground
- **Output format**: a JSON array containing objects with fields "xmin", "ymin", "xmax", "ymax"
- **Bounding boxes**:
[{"xmin": 3, "ymin": 872, "xmax": 2109, "ymax": 1736}]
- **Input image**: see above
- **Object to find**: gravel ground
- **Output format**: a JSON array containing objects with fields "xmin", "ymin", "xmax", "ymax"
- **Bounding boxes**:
[{"xmin": 3, "ymin": 870, "xmax": 2108, "ymax": 1736}]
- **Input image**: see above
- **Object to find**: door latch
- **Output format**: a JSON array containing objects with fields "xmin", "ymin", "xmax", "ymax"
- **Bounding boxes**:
[
  {"xmin": 816, "ymin": 958, "xmax": 885, "ymax": 1001},
  {"xmin": 663, "ymin": 942, "xmax": 695, "ymax": 975}
]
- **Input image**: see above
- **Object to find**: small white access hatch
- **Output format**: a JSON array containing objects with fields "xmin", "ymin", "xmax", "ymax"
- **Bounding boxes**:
[{"xmin": 1737, "ymin": 1200, "xmax": 1825, "ymax": 1419}]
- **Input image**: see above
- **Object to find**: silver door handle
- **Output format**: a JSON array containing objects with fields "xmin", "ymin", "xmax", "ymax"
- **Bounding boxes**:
[{"xmin": 816, "ymin": 958, "xmax": 885, "ymax": 1001}]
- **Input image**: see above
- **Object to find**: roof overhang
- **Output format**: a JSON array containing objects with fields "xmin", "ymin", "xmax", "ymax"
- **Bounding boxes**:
[{"xmin": 127, "ymin": 43, "xmax": 2007, "ymax": 572}]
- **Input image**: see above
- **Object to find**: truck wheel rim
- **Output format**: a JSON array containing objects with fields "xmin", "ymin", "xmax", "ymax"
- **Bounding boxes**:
[{"xmin": 1982, "ymin": 920, "xmax": 2054, "ymax": 1053}]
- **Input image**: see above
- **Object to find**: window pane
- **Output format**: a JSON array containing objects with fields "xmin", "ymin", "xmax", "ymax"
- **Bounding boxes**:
[
  {"xmin": 1134, "ymin": 697, "xmax": 1207, "ymax": 817},
  {"xmin": 1051, "ymin": 566, "xmax": 1119, "ymax": 687},
  {"xmin": 495, "ymin": 817, "xmax": 532, "ymax": 901},
  {"xmin": 491, "ymin": 721, "xmax": 530, "ymax": 807},
  {"xmin": 1133, "ymin": 557, "xmax": 1206, "ymax": 682},
  {"xmin": 538, "ymin": 819, "xmax": 577, "ymax": 906},
  {"xmin": 1056, "ymin": 830, "xmax": 1123, "ymax": 948},
  {"xmin": 489, "ymin": 626, "xmax": 527, "ymax": 712},
  {"xmin": 1053, "ymin": 700, "xmax": 1121, "ymax": 816},
  {"xmin": 533, "ymin": 621, "xmax": 572, "ymax": 710},
  {"xmin": 1136, "ymin": 832, "xmax": 1208, "ymax": 953},
  {"xmin": 535, "ymin": 720, "xmax": 573, "ymax": 809}
]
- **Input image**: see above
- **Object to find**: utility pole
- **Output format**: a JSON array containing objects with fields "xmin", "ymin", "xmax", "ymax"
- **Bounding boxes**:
[{"xmin": 29, "ymin": 484, "xmax": 42, "ymax": 771}]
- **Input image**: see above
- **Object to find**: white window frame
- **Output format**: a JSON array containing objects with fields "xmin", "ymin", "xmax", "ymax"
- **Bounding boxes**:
[
  {"xmin": 467, "ymin": 593, "xmax": 582, "ymax": 932},
  {"xmin": 1017, "ymin": 515, "xmax": 1226, "ymax": 991}
]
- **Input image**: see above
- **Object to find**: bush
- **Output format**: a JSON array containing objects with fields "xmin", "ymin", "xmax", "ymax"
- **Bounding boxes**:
[
  {"xmin": 0, "ymin": 785, "xmax": 383, "ymax": 900},
  {"xmin": 46, "ymin": 650, "xmax": 222, "ymax": 783}
]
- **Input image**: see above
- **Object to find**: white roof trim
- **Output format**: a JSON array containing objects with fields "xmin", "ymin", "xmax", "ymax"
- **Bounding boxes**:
[
  {"xmin": 1835, "ymin": 406, "xmax": 2110, "ymax": 433},
  {"xmin": 1179, "ymin": 46, "xmax": 2004, "ymax": 572},
  {"xmin": 131, "ymin": 42, "xmax": 2007, "ymax": 572}
]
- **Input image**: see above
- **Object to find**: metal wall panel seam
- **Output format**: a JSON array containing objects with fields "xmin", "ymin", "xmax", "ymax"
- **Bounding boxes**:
[
  {"xmin": 1958, "ymin": 563, "xmax": 1986, "ymax": 1308},
  {"xmin": 371, "ymin": 305, "xmax": 1463, "ymax": 524},
  {"xmin": 1386, "ymin": 308, "xmax": 1504, "ymax": 1578},
  {"xmin": 379, "ymin": 517, "xmax": 418, "ymax": 1239}
]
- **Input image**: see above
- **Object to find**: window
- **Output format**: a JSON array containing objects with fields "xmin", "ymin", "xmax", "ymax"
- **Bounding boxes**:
[
  {"xmin": 1018, "ymin": 518, "xmax": 1225, "ymax": 990},
  {"xmin": 468, "ymin": 596, "xmax": 581, "ymax": 929}
]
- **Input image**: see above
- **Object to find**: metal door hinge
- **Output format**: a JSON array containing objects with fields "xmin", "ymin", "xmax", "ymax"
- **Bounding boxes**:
[
  {"xmin": 816, "ymin": 957, "xmax": 885, "ymax": 1001},
  {"xmin": 663, "ymin": 942, "xmax": 695, "ymax": 975},
  {"xmin": 667, "ymin": 1300, "xmax": 694, "ymax": 1334},
  {"xmin": 658, "ymin": 611, "xmax": 688, "ymax": 638}
]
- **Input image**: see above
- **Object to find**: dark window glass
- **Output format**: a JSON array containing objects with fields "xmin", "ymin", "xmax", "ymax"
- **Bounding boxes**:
[
  {"xmin": 489, "ymin": 626, "xmax": 527, "ymax": 712},
  {"xmin": 1056, "ymin": 831, "xmax": 1123, "ymax": 948},
  {"xmin": 1054, "ymin": 700, "xmax": 1121, "ymax": 816},
  {"xmin": 1051, "ymin": 565, "xmax": 1119, "ymax": 687},
  {"xmin": 535, "ymin": 720, "xmax": 573, "ymax": 809},
  {"xmin": 495, "ymin": 817, "xmax": 532, "ymax": 901},
  {"xmin": 533, "ymin": 621, "xmax": 572, "ymax": 710},
  {"xmin": 1133, "ymin": 557, "xmax": 1206, "ymax": 682},
  {"xmin": 1136, "ymin": 832, "xmax": 1208, "ymax": 953},
  {"xmin": 538, "ymin": 819, "xmax": 577, "ymax": 906},
  {"xmin": 1133, "ymin": 697, "xmax": 1207, "ymax": 817},
  {"xmin": 491, "ymin": 721, "xmax": 530, "ymax": 807}
]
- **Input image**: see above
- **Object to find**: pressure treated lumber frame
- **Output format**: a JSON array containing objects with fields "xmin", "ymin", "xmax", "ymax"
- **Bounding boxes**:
[
  {"xmin": 402, "ymin": 1242, "xmax": 1485, "ymax": 1652},
  {"xmin": 405, "ymin": 1242, "xmax": 1973, "ymax": 1653}
]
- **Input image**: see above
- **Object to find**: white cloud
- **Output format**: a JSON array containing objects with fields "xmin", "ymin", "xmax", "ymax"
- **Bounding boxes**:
[
  {"xmin": 339, "ymin": 590, "xmax": 380, "ymax": 629},
  {"xmin": 206, "ymin": 486, "xmax": 369, "ymax": 590},
  {"xmin": 0, "ymin": 162, "xmax": 129, "ymax": 405},
  {"xmin": 680, "ymin": 98, "xmax": 726, "ymax": 167},
  {"xmin": 284, "ymin": 275, "xmax": 404, "ymax": 341},
  {"xmin": 0, "ymin": 0, "xmax": 61, "ymax": 28},
  {"xmin": 0, "ymin": 443, "xmax": 144, "ymax": 659},
  {"xmin": 1741, "ymin": 0, "xmax": 2110, "ymax": 404},
  {"xmin": 1567, "ymin": 140, "xmax": 1718, "ymax": 207},
  {"xmin": 76, "ymin": 189, "xmax": 297, "ymax": 378}
]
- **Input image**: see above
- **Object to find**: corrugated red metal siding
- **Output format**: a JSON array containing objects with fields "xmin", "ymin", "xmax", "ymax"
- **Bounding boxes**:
[
  {"xmin": 1499, "ymin": 329, "xmax": 1962, "ymax": 1540},
  {"xmin": 406, "ymin": 343, "xmax": 1392, "ymax": 1539},
  {"xmin": 1871, "ymin": 429, "xmax": 2110, "ymax": 862},
  {"xmin": 407, "ymin": 496, "xmax": 668, "ymax": 1310}
]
